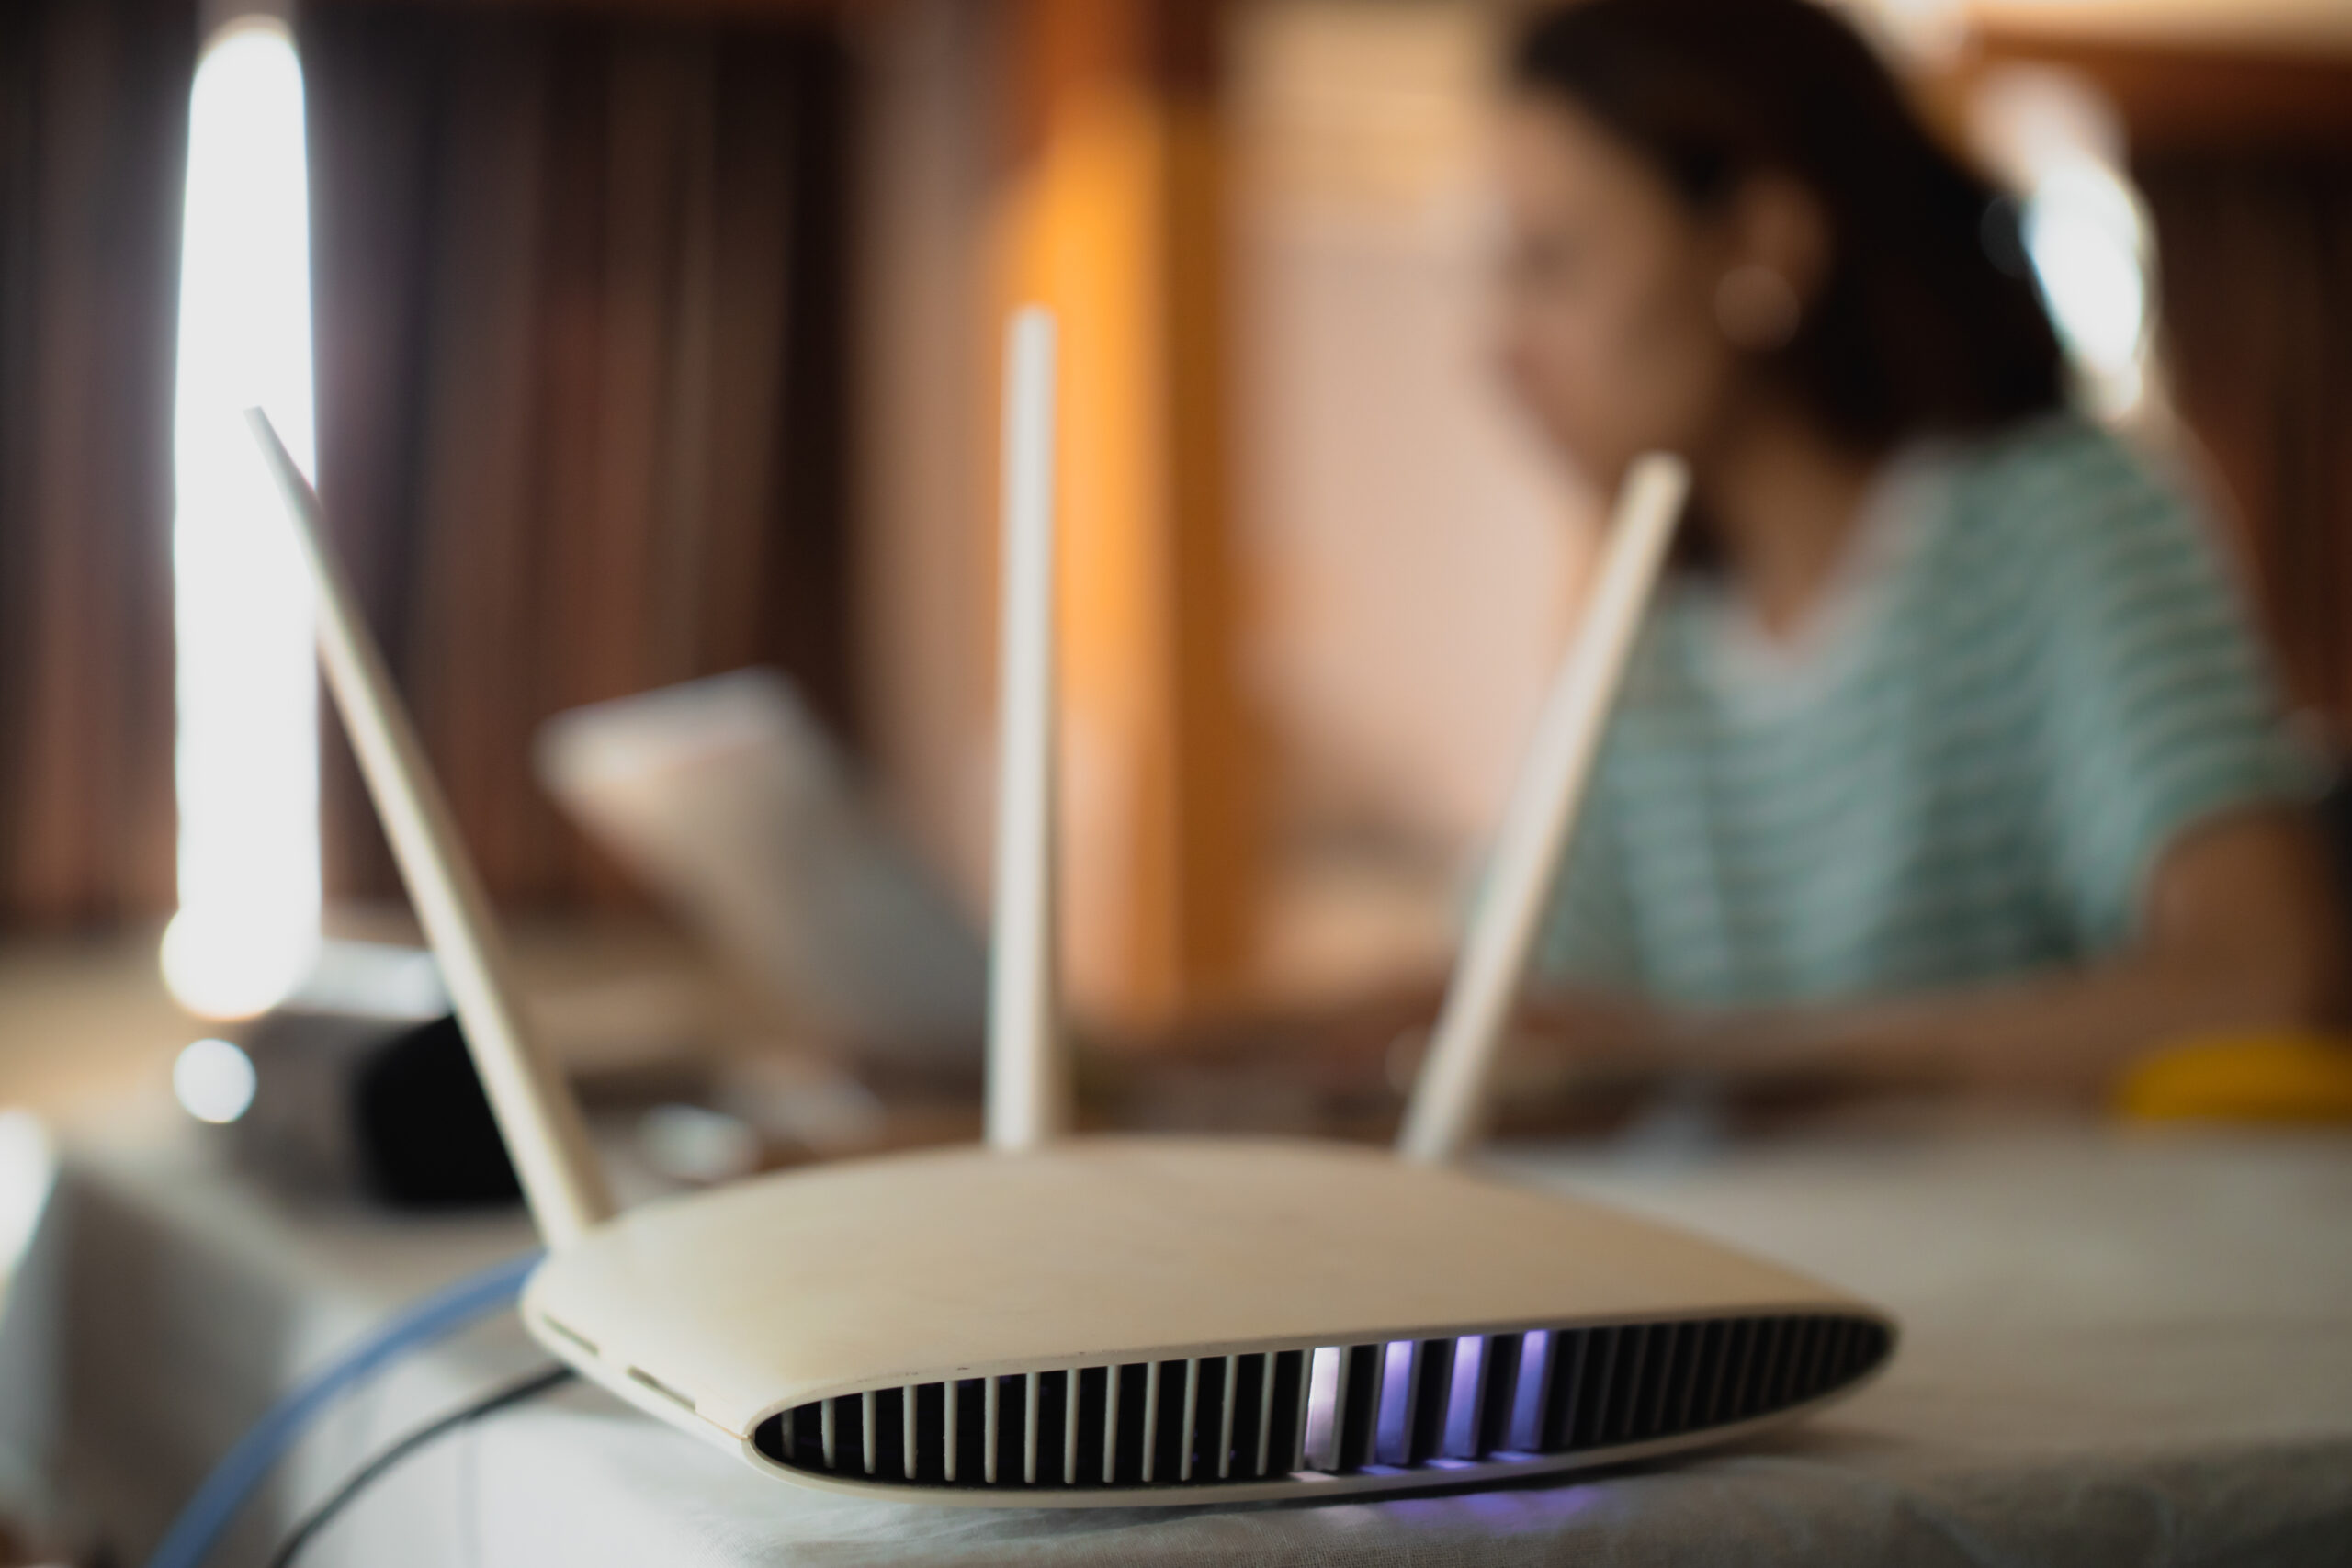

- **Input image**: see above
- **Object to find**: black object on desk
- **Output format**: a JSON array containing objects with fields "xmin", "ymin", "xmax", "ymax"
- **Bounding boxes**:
[{"xmin": 239, "ymin": 1005, "xmax": 521, "ymax": 1209}]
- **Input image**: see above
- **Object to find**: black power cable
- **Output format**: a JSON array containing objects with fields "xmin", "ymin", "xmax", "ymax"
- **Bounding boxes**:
[{"xmin": 266, "ymin": 1365, "xmax": 577, "ymax": 1568}]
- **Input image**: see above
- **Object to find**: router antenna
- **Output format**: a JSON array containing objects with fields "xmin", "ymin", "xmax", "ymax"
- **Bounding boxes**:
[
  {"xmin": 1398, "ymin": 454, "xmax": 1689, "ymax": 1166},
  {"xmin": 247, "ymin": 410, "xmax": 616, "ymax": 1246},
  {"xmin": 987, "ymin": 309, "xmax": 1070, "ymax": 1150}
]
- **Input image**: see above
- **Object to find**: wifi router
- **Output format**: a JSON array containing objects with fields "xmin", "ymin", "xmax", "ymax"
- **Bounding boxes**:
[{"xmin": 245, "ymin": 310, "xmax": 1891, "ymax": 1508}]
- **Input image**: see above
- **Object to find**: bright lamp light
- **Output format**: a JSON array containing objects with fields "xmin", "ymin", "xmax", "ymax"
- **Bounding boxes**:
[
  {"xmin": 173, "ymin": 1037, "xmax": 259, "ymax": 1125},
  {"xmin": 162, "ymin": 17, "xmax": 320, "ymax": 1021},
  {"xmin": 2023, "ymin": 156, "xmax": 2151, "ymax": 414}
]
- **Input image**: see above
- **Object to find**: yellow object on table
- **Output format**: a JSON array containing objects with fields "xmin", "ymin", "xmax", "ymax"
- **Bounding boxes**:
[{"xmin": 2116, "ymin": 1031, "xmax": 2352, "ymax": 1123}]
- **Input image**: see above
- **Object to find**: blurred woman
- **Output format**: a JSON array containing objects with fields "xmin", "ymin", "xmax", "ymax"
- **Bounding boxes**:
[{"xmin": 1487, "ymin": 0, "xmax": 2343, "ymax": 1098}]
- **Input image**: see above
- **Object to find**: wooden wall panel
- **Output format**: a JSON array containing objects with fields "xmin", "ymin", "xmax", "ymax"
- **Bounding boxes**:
[
  {"xmin": 993, "ymin": 0, "xmax": 1261, "ymax": 1027},
  {"xmin": 859, "ymin": 0, "xmax": 1261, "ymax": 1031}
]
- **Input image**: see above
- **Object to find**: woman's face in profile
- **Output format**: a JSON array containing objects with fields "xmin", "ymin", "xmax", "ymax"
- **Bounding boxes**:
[{"xmin": 1495, "ymin": 97, "xmax": 1739, "ymax": 491}]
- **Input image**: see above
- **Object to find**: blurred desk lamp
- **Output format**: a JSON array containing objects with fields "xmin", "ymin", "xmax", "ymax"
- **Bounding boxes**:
[{"xmin": 243, "ymin": 310, "xmax": 1892, "ymax": 1506}]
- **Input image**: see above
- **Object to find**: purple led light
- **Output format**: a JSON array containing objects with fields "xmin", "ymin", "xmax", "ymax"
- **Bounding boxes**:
[
  {"xmin": 1442, "ymin": 1335, "xmax": 1486, "ymax": 1457},
  {"xmin": 1510, "ymin": 1331, "xmax": 1553, "ymax": 1451},
  {"xmin": 1304, "ymin": 1347, "xmax": 1343, "ymax": 1468},
  {"xmin": 1375, "ymin": 1341, "xmax": 1416, "ymax": 1464}
]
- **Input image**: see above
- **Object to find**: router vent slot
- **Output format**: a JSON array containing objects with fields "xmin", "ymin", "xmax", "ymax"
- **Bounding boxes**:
[
  {"xmin": 752, "ymin": 1313, "xmax": 1889, "ymax": 1492},
  {"xmin": 538, "ymin": 1315, "xmax": 598, "ymax": 1359},
  {"xmin": 626, "ymin": 1366, "xmax": 695, "ymax": 1412}
]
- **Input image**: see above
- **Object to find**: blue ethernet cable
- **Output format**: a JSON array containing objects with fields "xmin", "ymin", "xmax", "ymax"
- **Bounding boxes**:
[{"xmin": 141, "ymin": 1248, "xmax": 543, "ymax": 1568}]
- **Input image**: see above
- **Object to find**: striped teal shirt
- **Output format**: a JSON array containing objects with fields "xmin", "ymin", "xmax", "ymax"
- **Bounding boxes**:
[{"xmin": 1539, "ymin": 415, "xmax": 2315, "ymax": 1009}]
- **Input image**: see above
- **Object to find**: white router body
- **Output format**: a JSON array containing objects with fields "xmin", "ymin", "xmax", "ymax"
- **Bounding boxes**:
[
  {"xmin": 528, "ymin": 1138, "xmax": 1888, "ymax": 1504},
  {"xmin": 248, "ymin": 310, "xmax": 1892, "ymax": 1509}
]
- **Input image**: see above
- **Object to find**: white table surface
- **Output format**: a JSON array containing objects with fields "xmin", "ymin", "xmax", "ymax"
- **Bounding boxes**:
[{"xmin": 7, "ymin": 1117, "xmax": 2351, "ymax": 1565}]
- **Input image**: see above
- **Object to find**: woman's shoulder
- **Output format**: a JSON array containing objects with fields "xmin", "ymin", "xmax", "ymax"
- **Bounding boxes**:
[
  {"xmin": 1947, "ymin": 412, "xmax": 2171, "ymax": 517},
  {"xmin": 1935, "ymin": 412, "xmax": 2211, "ymax": 579}
]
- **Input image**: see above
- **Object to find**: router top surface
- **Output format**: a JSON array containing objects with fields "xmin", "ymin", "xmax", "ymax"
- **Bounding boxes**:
[{"xmin": 523, "ymin": 1136, "xmax": 1885, "ymax": 1457}]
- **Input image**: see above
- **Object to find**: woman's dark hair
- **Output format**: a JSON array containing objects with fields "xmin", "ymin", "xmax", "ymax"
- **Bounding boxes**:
[{"xmin": 1511, "ymin": 0, "xmax": 2064, "ymax": 452}]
